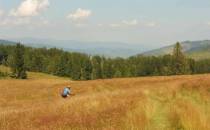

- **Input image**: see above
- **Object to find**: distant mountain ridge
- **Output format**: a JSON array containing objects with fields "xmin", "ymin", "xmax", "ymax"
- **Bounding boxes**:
[
  {"xmin": 1, "ymin": 38, "xmax": 210, "ymax": 60},
  {"xmin": 0, "ymin": 40, "xmax": 16, "ymax": 45},
  {"xmin": 6, "ymin": 38, "xmax": 152, "ymax": 57},
  {"xmin": 142, "ymin": 40, "xmax": 210, "ymax": 60}
]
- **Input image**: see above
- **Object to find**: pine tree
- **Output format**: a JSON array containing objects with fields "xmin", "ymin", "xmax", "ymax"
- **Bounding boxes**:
[
  {"xmin": 172, "ymin": 42, "xmax": 189, "ymax": 75},
  {"xmin": 54, "ymin": 53, "xmax": 69, "ymax": 76},
  {"xmin": 91, "ymin": 56, "xmax": 103, "ymax": 79},
  {"xmin": 10, "ymin": 43, "xmax": 27, "ymax": 79}
]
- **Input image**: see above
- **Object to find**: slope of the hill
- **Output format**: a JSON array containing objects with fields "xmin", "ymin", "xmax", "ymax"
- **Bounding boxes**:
[
  {"xmin": 0, "ymin": 70, "xmax": 210, "ymax": 130},
  {"xmin": 2, "ymin": 38, "xmax": 210, "ymax": 59},
  {"xmin": 0, "ymin": 65, "xmax": 68, "ymax": 80},
  {"xmin": 0, "ymin": 39, "xmax": 16, "ymax": 45},
  {"xmin": 8, "ymin": 38, "xmax": 151, "ymax": 58},
  {"xmin": 143, "ymin": 40, "xmax": 210, "ymax": 60}
]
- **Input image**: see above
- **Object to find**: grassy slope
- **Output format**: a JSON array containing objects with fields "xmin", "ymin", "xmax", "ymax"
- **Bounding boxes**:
[
  {"xmin": 143, "ymin": 40, "xmax": 210, "ymax": 60},
  {"xmin": 0, "ymin": 67, "xmax": 210, "ymax": 130},
  {"xmin": 187, "ymin": 50, "xmax": 210, "ymax": 60},
  {"xmin": 0, "ymin": 66, "xmax": 10, "ymax": 73},
  {"xmin": 0, "ymin": 65, "xmax": 68, "ymax": 80}
]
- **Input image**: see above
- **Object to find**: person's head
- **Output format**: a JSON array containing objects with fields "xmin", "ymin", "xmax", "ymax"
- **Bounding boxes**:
[{"xmin": 67, "ymin": 87, "xmax": 71, "ymax": 90}]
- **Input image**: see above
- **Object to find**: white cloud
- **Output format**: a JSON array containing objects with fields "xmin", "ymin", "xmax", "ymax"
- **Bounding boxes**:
[
  {"xmin": 0, "ymin": 17, "xmax": 50, "ymax": 27},
  {"xmin": 10, "ymin": 0, "xmax": 49, "ymax": 17},
  {"xmin": 108, "ymin": 20, "xmax": 158, "ymax": 28},
  {"xmin": 0, "ymin": 10, "xmax": 4, "ymax": 17},
  {"xmin": 0, "ymin": 18, "xmax": 30, "ymax": 26},
  {"xmin": 207, "ymin": 22, "xmax": 210, "ymax": 26},
  {"xmin": 42, "ymin": 20, "xmax": 49, "ymax": 25},
  {"xmin": 109, "ymin": 19, "xmax": 139, "ymax": 28},
  {"xmin": 110, "ymin": 23, "xmax": 121, "ymax": 28},
  {"xmin": 67, "ymin": 8, "xmax": 92, "ymax": 21},
  {"xmin": 145, "ymin": 22, "xmax": 157, "ymax": 27},
  {"xmin": 0, "ymin": 0, "xmax": 50, "ymax": 27},
  {"xmin": 122, "ymin": 19, "xmax": 138, "ymax": 26},
  {"xmin": 97, "ymin": 24, "xmax": 103, "ymax": 27}
]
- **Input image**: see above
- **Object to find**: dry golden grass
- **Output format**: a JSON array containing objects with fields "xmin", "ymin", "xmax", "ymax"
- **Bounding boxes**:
[{"xmin": 0, "ymin": 72, "xmax": 210, "ymax": 130}]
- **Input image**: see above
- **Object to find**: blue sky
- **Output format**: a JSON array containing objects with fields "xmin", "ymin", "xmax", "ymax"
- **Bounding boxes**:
[{"xmin": 0, "ymin": 0, "xmax": 210, "ymax": 47}]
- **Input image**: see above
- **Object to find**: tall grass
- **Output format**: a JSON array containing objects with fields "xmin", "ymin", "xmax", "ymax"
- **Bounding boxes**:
[
  {"xmin": 0, "ymin": 73, "xmax": 210, "ymax": 130},
  {"xmin": 168, "ymin": 99, "xmax": 210, "ymax": 130}
]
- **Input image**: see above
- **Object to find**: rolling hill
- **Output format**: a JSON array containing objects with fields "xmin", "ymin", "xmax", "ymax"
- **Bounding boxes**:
[
  {"xmin": 8, "ymin": 38, "xmax": 152, "ymax": 58},
  {"xmin": 2, "ymin": 38, "xmax": 210, "ymax": 60},
  {"xmin": 0, "ymin": 39, "xmax": 16, "ymax": 45},
  {"xmin": 142, "ymin": 40, "xmax": 210, "ymax": 60},
  {"xmin": 1, "ymin": 38, "xmax": 150, "ymax": 57}
]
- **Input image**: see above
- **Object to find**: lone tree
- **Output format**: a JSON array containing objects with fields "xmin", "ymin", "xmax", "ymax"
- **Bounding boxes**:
[
  {"xmin": 172, "ymin": 42, "xmax": 189, "ymax": 74},
  {"xmin": 11, "ymin": 43, "xmax": 27, "ymax": 79}
]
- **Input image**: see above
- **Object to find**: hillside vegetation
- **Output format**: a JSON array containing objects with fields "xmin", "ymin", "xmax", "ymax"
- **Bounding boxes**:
[
  {"xmin": 0, "ymin": 65, "xmax": 68, "ymax": 80},
  {"xmin": 1, "ymin": 38, "xmax": 145, "ymax": 58},
  {"xmin": 143, "ymin": 40, "xmax": 210, "ymax": 60},
  {"xmin": 0, "ymin": 40, "xmax": 16, "ymax": 45},
  {"xmin": 3, "ymin": 43, "xmax": 210, "ymax": 81},
  {"xmin": 0, "ymin": 72, "xmax": 210, "ymax": 130}
]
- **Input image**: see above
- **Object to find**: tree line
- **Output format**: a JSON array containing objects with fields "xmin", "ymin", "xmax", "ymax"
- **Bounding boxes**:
[{"xmin": 0, "ymin": 42, "xmax": 210, "ymax": 80}]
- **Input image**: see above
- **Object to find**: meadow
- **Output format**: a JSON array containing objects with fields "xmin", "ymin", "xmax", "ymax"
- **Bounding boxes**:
[{"xmin": 0, "ymin": 67, "xmax": 210, "ymax": 130}]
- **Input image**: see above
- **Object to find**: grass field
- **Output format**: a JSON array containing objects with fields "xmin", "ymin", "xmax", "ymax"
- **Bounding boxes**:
[{"xmin": 0, "ymin": 67, "xmax": 210, "ymax": 130}]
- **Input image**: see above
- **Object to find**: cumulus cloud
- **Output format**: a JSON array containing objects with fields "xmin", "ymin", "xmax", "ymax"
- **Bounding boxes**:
[
  {"xmin": 67, "ymin": 8, "xmax": 92, "ymax": 21},
  {"xmin": 10, "ymin": 0, "xmax": 49, "ymax": 17},
  {"xmin": 0, "ymin": 0, "xmax": 50, "ymax": 27}
]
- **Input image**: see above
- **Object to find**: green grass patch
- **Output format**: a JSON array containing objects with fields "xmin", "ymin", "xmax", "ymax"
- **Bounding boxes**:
[
  {"xmin": 0, "ymin": 65, "xmax": 69, "ymax": 80},
  {"xmin": 0, "ymin": 65, "xmax": 11, "ymax": 73},
  {"xmin": 27, "ymin": 72, "xmax": 69, "ymax": 80}
]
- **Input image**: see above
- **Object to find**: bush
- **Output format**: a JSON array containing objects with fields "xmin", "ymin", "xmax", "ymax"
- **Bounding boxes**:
[{"xmin": 0, "ymin": 71, "xmax": 8, "ymax": 78}]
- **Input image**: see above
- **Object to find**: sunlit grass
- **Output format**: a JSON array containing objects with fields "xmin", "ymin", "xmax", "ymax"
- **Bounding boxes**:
[
  {"xmin": 27, "ymin": 72, "xmax": 69, "ymax": 80},
  {"xmin": 0, "ymin": 65, "xmax": 10, "ymax": 73},
  {"xmin": 0, "ymin": 65, "xmax": 68, "ymax": 80},
  {"xmin": 0, "ymin": 72, "xmax": 210, "ymax": 130}
]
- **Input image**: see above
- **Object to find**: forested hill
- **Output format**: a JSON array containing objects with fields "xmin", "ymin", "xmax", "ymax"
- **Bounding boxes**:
[
  {"xmin": 7, "ymin": 38, "xmax": 149, "ymax": 58},
  {"xmin": 0, "ymin": 40, "xmax": 16, "ymax": 45},
  {"xmin": 1, "ymin": 42, "xmax": 210, "ymax": 80},
  {"xmin": 142, "ymin": 40, "xmax": 210, "ymax": 60},
  {"xmin": 2, "ymin": 39, "xmax": 210, "ymax": 60}
]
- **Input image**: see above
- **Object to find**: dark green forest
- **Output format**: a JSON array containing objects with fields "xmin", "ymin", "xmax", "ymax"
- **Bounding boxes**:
[{"xmin": 0, "ymin": 42, "xmax": 210, "ymax": 80}]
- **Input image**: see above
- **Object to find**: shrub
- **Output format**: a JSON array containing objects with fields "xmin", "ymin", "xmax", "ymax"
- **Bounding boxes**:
[{"xmin": 0, "ymin": 71, "xmax": 8, "ymax": 78}]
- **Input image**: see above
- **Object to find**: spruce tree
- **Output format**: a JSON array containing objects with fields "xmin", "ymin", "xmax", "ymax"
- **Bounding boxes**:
[
  {"xmin": 172, "ymin": 42, "xmax": 189, "ymax": 75},
  {"xmin": 11, "ymin": 43, "xmax": 27, "ymax": 79},
  {"xmin": 54, "ymin": 53, "xmax": 69, "ymax": 76},
  {"xmin": 91, "ymin": 56, "xmax": 103, "ymax": 79}
]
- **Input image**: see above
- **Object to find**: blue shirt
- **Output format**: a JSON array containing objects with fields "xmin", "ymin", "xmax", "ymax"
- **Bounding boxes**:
[{"xmin": 63, "ymin": 87, "xmax": 71, "ymax": 96}]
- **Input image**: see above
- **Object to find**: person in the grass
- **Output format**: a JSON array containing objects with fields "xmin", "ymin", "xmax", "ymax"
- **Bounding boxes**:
[{"xmin": 61, "ymin": 87, "xmax": 71, "ymax": 98}]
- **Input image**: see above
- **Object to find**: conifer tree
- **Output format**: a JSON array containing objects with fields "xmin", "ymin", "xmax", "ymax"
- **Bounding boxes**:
[
  {"xmin": 172, "ymin": 42, "xmax": 189, "ymax": 74},
  {"xmin": 11, "ymin": 43, "xmax": 27, "ymax": 79}
]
